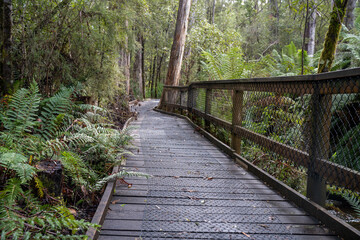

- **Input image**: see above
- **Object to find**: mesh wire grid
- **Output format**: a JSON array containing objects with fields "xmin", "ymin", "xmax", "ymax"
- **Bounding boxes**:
[{"xmin": 162, "ymin": 74, "xmax": 360, "ymax": 194}]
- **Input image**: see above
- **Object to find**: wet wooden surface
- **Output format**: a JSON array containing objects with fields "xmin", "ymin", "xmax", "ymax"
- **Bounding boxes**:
[{"xmin": 98, "ymin": 100, "xmax": 339, "ymax": 240}]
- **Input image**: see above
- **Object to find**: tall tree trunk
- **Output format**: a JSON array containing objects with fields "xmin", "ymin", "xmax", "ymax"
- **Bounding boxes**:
[
  {"xmin": 307, "ymin": 0, "xmax": 349, "ymax": 207},
  {"xmin": 269, "ymin": 0, "xmax": 279, "ymax": 39},
  {"xmin": 164, "ymin": 0, "xmax": 191, "ymax": 87},
  {"xmin": 118, "ymin": 20, "xmax": 130, "ymax": 96},
  {"xmin": 155, "ymin": 55, "xmax": 164, "ymax": 98},
  {"xmin": 1, "ymin": 0, "xmax": 12, "ymax": 96},
  {"xmin": 344, "ymin": 0, "xmax": 356, "ymax": 30},
  {"xmin": 159, "ymin": 0, "xmax": 191, "ymax": 107},
  {"xmin": 305, "ymin": 1, "xmax": 317, "ymax": 56},
  {"xmin": 150, "ymin": 55, "xmax": 156, "ymax": 98},
  {"xmin": 211, "ymin": 0, "xmax": 216, "ymax": 24},
  {"xmin": 318, "ymin": 0, "xmax": 348, "ymax": 73},
  {"xmin": 183, "ymin": 0, "xmax": 198, "ymax": 84},
  {"xmin": 134, "ymin": 33, "xmax": 144, "ymax": 100},
  {"xmin": 141, "ymin": 36, "xmax": 145, "ymax": 99}
]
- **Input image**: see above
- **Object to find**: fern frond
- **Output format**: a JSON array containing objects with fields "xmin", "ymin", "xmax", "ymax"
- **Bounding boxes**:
[
  {"xmin": 0, "ymin": 152, "xmax": 36, "ymax": 183},
  {"xmin": 344, "ymin": 194, "xmax": 360, "ymax": 217},
  {"xmin": 94, "ymin": 171, "xmax": 150, "ymax": 191},
  {"xmin": 3, "ymin": 81, "xmax": 41, "ymax": 136},
  {"xmin": 34, "ymin": 176, "xmax": 44, "ymax": 198},
  {"xmin": 38, "ymin": 88, "xmax": 73, "ymax": 140}
]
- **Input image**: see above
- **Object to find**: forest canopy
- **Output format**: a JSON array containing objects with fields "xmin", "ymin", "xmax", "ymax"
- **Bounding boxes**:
[{"xmin": 1, "ymin": 0, "xmax": 360, "ymax": 102}]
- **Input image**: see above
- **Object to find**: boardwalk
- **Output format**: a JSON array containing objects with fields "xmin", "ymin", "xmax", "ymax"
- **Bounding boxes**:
[{"xmin": 99, "ymin": 100, "xmax": 339, "ymax": 240}]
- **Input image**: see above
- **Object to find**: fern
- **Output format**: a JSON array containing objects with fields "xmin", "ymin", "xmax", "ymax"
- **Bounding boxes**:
[
  {"xmin": 60, "ymin": 151, "xmax": 97, "ymax": 191},
  {"xmin": 38, "ymin": 88, "xmax": 74, "ymax": 140},
  {"xmin": 343, "ymin": 192, "xmax": 360, "ymax": 217},
  {"xmin": 0, "ymin": 152, "xmax": 36, "ymax": 183},
  {"xmin": 3, "ymin": 81, "xmax": 41, "ymax": 136},
  {"xmin": 94, "ymin": 170, "xmax": 150, "ymax": 191}
]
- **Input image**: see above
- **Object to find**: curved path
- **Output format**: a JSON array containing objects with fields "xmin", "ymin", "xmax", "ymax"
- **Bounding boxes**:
[{"xmin": 99, "ymin": 100, "xmax": 339, "ymax": 240}]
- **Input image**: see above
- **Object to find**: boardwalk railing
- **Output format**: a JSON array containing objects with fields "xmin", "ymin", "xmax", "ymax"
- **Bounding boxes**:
[{"xmin": 161, "ymin": 68, "xmax": 360, "ymax": 206}]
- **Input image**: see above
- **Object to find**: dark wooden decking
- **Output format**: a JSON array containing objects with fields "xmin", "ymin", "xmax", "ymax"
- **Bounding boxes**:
[{"xmin": 98, "ymin": 100, "xmax": 339, "ymax": 240}]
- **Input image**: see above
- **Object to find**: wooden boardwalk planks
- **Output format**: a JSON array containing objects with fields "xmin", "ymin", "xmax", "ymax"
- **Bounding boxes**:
[{"xmin": 98, "ymin": 100, "xmax": 339, "ymax": 240}]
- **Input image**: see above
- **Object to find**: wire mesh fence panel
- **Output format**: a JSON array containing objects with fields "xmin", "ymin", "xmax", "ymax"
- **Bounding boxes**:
[
  {"xmin": 161, "ymin": 70, "xmax": 360, "ymax": 195},
  {"xmin": 210, "ymin": 89, "xmax": 233, "ymax": 123},
  {"xmin": 180, "ymin": 90, "xmax": 188, "ymax": 108},
  {"xmin": 192, "ymin": 88, "xmax": 206, "ymax": 112}
]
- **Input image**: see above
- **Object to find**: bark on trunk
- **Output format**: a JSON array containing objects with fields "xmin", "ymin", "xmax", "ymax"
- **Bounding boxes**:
[
  {"xmin": 305, "ymin": 1, "xmax": 317, "ymax": 56},
  {"xmin": 159, "ymin": 0, "xmax": 191, "ymax": 108},
  {"xmin": 164, "ymin": 0, "xmax": 191, "ymax": 86},
  {"xmin": 118, "ymin": 20, "xmax": 130, "ymax": 96},
  {"xmin": 269, "ymin": 0, "xmax": 279, "ymax": 39},
  {"xmin": 1, "ymin": 0, "xmax": 12, "ymax": 96},
  {"xmin": 150, "ymin": 55, "xmax": 156, "ymax": 98},
  {"xmin": 134, "ymin": 34, "xmax": 144, "ymax": 99},
  {"xmin": 318, "ymin": 0, "xmax": 348, "ymax": 73},
  {"xmin": 141, "ymin": 36, "xmax": 145, "ymax": 99},
  {"xmin": 211, "ymin": 0, "xmax": 216, "ymax": 24},
  {"xmin": 344, "ymin": 0, "xmax": 356, "ymax": 30}
]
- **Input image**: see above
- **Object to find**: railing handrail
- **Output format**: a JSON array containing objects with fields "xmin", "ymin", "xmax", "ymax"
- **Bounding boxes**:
[{"xmin": 188, "ymin": 67, "xmax": 360, "ymax": 86}]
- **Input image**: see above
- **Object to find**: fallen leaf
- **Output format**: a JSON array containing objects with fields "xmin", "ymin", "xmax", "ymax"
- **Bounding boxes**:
[
  {"xmin": 187, "ymin": 196, "xmax": 199, "ymax": 200},
  {"xmin": 205, "ymin": 177, "xmax": 213, "ymax": 180},
  {"xmin": 241, "ymin": 232, "xmax": 251, "ymax": 238},
  {"xmin": 111, "ymin": 199, "xmax": 121, "ymax": 204},
  {"xmin": 173, "ymin": 176, "xmax": 180, "ymax": 179},
  {"xmin": 260, "ymin": 224, "xmax": 269, "ymax": 229}
]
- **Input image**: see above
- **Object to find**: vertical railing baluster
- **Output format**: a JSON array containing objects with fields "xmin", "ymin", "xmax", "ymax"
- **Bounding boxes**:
[
  {"xmin": 307, "ymin": 83, "xmax": 330, "ymax": 207},
  {"xmin": 231, "ymin": 90, "xmax": 244, "ymax": 154},
  {"xmin": 205, "ymin": 88, "xmax": 212, "ymax": 131}
]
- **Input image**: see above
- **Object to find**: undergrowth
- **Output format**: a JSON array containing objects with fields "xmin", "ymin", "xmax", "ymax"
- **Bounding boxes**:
[{"xmin": 0, "ymin": 82, "xmax": 148, "ymax": 239}]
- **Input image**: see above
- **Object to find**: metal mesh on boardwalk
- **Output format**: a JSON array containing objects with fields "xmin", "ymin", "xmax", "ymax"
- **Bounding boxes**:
[{"xmin": 140, "ymin": 155, "xmax": 292, "ymax": 239}]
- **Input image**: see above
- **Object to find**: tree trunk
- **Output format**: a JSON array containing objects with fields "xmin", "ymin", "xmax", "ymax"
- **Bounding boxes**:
[
  {"xmin": 344, "ymin": 0, "xmax": 356, "ymax": 30},
  {"xmin": 134, "ymin": 34, "xmax": 144, "ymax": 100},
  {"xmin": 150, "ymin": 55, "xmax": 156, "ymax": 98},
  {"xmin": 1, "ymin": 0, "xmax": 12, "ymax": 96},
  {"xmin": 305, "ymin": 1, "xmax": 317, "ymax": 56},
  {"xmin": 318, "ymin": 0, "xmax": 348, "ymax": 73},
  {"xmin": 269, "ymin": 0, "xmax": 279, "ymax": 39},
  {"xmin": 183, "ymin": 0, "xmax": 198, "ymax": 84},
  {"xmin": 155, "ymin": 55, "xmax": 164, "ymax": 98},
  {"xmin": 159, "ymin": 0, "xmax": 191, "ymax": 107},
  {"xmin": 211, "ymin": 0, "xmax": 216, "ymax": 24},
  {"xmin": 141, "ymin": 36, "xmax": 145, "ymax": 99},
  {"xmin": 118, "ymin": 20, "xmax": 130, "ymax": 96},
  {"xmin": 307, "ymin": 0, "xmax": 349, "ymax": 207}
]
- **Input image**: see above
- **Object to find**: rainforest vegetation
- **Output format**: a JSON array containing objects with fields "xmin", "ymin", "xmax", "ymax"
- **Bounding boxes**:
[{"xmin": 1, "ymin": 0, "xmax": 360, "ymax": 238}]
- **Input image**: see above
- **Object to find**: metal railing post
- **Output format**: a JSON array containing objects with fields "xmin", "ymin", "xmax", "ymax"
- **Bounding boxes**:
[
  {"xmin": 231, "ymin": 90, "xmax": 244, "ymax": 154},
  {"xmin": 307, "ymin": 84, "xmax": 330, "ymax": 207},
  {"xmin": 205, "ymin": 89, "xmax": 212, "ymax": 131},
  {"xmin": 187, "ymin": 86, "xmax": 193, "ymax": 120}
]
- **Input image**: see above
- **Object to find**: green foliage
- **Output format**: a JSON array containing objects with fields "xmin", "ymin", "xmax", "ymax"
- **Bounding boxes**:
[
  {"xmin": 2, "ymin": 81, "xmax": 41, "ymax": 136},
  {"xmin": 0, "ymin": 152, "xmax": 36, "ymax": 184},
  {"xmin": 266, "ymin": 42, "xmax": 314, "ymax": 76},
  {"xmin": 0, "ymin": 82, "xmax": 146, "ymax": 238},
  {"xmin": 343, "ymin": 192, "xmax": 360, "ymax": 217}
]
